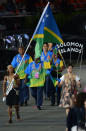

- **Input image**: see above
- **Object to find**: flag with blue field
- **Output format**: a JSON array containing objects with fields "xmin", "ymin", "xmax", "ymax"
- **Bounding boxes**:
[{"xmin": 32, "ymin": 3, "xmax": 63, "ymax": 58}]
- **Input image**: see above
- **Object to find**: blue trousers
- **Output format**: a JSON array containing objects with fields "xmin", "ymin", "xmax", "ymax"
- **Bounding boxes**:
[
  {"xmin": 56, "ymin": 86, "xmax": 61, "ymax": 105},
  {"xmin": 50, "ymin": 78, "xmax": 61, "ymax": 105},
  {"xmin": 50, "ymin": 79, "xmax": 56, "ymax": 105},
  {"xmin": 56, "ymin": 73, "xmax": 62, "ymax": 105},
  {"xmin": 44, "ymin": 74, "xmax": 51, "ymax": 98},
  {"xmin": 30, "ymin": 87, "xmax": 43, "ymax": 106},
  {"xmin": 19, "ymin": 79, "xmax": 29, "ymax": 104}
]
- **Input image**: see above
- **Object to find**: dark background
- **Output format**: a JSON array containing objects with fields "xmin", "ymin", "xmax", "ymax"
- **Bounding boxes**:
[{"xmin": 0, "ymin": 0, "xmax": 86, "ymax": 79}]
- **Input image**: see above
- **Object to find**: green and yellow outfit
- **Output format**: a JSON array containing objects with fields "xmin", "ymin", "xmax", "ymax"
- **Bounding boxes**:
[
  {"xmin": 11, "ymin": 53, "xmax": 33, "ymax": 105},
  {"xmin": 25, "ymin": 61, "xmax": 46, "ymax": 107}
]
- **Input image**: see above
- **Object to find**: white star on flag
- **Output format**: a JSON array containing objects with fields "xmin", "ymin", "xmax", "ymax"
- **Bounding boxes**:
[
  {"xmin": 42, "ymin": 14, "xmax": 49, "ymax": 22},
  {"xmin": 46, "ymin": 14, "xmax": 49, "ymax": 17}
]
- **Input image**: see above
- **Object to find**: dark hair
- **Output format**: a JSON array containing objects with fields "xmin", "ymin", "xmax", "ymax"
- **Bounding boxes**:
[
  {"xmin": 67, "ymin": 63, "xmax": 73, "ymax": 68},
  {"xmin": 18, "ymin": 45, "xmax": 25, "ymax": 49},
  {"xmin": 35, "ymin": 57, "xmax": 41, "ymax": 63},
  {"xmin": 43, "ymin": 43, "xmax": 48, "ymax": 45},
  {"xmin": 74, "ymin": 93, "xmax": 86, "ymax": 107}
]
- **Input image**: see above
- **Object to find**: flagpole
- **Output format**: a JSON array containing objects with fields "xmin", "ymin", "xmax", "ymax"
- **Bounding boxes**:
[
  {"xmin": 5, "ymin": 2, "xmax": 50, "ymax": 97},
  {"xmin": 32, "ymin": 2, "xmax": 50, "ymax": 40},
  {"xmin": 15, "ymin": 2, "xmax": 50, "ymax": 74},
  {"xmin": 70, "ymin": 42, "xmax": 71, "ymax": 63},
  {"xmin": 79, "ymin": 46, "xmax": 83, "ymax": 78}
]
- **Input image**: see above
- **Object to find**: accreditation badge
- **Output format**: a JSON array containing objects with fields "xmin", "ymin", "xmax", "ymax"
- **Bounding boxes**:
[
  {"xmin": 34, "ymin": 72, "xmax": 39, "ymax": 79},
  {"xmin": 44, "ymin": 62, "xmax": 51, "ymax": 69}
]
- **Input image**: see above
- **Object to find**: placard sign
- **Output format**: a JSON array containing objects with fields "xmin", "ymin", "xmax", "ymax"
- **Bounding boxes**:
[{"xmin": 57, "ymin": 42, "xmax": 83, "ymax": 54}]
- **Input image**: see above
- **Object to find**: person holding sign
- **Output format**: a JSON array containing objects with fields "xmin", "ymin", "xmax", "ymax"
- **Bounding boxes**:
[
  {"xmin": 3, "ymin": 65, "xmax": 20, "ymax": 123},
  {"xmin": 56, "ymin": 52, "xmax": 64, "ymax": 106},
  {"xmin": 50, "ymin": 50, "xmax": 62, "ymax": 106}
]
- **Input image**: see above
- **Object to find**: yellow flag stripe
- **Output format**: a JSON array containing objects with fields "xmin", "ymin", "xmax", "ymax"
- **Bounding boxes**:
[
  {"xmin": 32, "ymin": 27, "xmax": 63, "ymax": 44},
  {"xmin": 33, "ymin": 34, "xmax": 44, "ymax": 39},
  {"xmin": 44, "ymin": 27, "xmax": 63, "ymax": 44}
]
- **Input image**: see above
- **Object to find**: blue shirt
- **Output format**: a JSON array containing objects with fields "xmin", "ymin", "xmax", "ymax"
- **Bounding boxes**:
[
  {"xmin": 53, "ymin": 58, "xmax": 60, "ymax": 66},
  {"xmin": 40, "ymin": 51, "xmax": 52, "ymax": 62},
  {"xmin": 11, "ymin": 54, "xmax": 30, "ymax": 68},
  {"xmin": 48, "ymin": 50, "xmax": 53, "ymax": 57}
]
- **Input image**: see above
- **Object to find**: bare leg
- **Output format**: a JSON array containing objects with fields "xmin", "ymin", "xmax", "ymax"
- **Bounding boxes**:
[
  {"xmin": 8, "ymin": 106, "xmax": 12, "ymax": 123},
  {"xmin": 65, "ymin": 108, "xmax": 70, "ymax": 131},
  {"xmin": 14, "ymin": 105, "xmax": 20, "ymax": 120}
]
